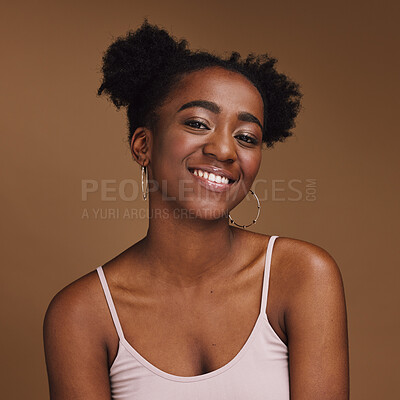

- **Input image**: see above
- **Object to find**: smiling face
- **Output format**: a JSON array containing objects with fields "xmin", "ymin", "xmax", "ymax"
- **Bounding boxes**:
[{"xmin": 145, "ymin": 66, "xmax": 264, "ymax": 220}]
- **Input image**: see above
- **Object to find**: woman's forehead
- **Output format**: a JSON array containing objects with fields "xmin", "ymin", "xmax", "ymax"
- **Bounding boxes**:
[{"xmin": 165, "ymin": 66, "xmax": 264, "ymax": 117}]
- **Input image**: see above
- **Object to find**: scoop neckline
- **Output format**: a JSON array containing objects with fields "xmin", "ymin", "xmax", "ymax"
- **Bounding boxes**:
[
  {"xmin": 116, "ymin": 311, "xmax": 265, "ymax": 382},
  {"xmin": 105, "ymin": 235, "xmax": 278, "ymax": 382}
]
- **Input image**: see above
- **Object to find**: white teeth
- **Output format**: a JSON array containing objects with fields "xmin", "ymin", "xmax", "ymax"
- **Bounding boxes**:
[{"xmin": 191, "ymin": 169, "xmax": 231, "ymax": 185}]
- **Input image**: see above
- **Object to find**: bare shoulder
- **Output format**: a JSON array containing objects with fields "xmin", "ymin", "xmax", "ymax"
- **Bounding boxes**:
[
  {"xmin": 273, "ymin": 236, "xmax": 349, "ymax": 399},
  {"xmin": 44, "ymin": 269, "xmax": 107, "ymax": 336},
  {"xmin": 43, "ymin": 237, "xmax": 141, "ymax": 334},
  {"xmin": 43, "ymin": 269, "xmax": 115, "ymax": 399},
  {"xmin": 232, "ymin": 229, "xmax": 343, "ymax": 289},
  {"xmin": 264, "ymin": 234, "xmax": 346, "ymax": 336},
  {"xmin": 273, "ymin": 235, "xmax": 345, "ymax": 294}
]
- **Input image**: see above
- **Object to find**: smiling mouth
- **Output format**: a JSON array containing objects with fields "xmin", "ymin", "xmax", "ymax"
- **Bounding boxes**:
[{"xmin": 187, "ymin": 168, "xmax": 236, "ymax": 185}]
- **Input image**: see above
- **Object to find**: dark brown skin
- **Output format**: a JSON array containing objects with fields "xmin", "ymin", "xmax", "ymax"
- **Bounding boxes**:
[{"xmin": 43, "ymin": 67, "xmax": 349, "ymax": 399}]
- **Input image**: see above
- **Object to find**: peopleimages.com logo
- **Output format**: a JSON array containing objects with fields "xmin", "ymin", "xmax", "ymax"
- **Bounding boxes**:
[
  {"xmin": 80, "ymin": 178, "xmax": 317, "ymax": 220},
  {"xmin": 81, "ymin": 178, "xmax": 317, "ymax": 202}
]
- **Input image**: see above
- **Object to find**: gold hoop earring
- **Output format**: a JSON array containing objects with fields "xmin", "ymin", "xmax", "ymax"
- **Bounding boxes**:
[
  {"xmin": 141, "ymin": 165, "xmax": 148, "ymax": 200},
  {"xmin": 228, "ymin": 189, "xmax": 261, "ymax": 229}
]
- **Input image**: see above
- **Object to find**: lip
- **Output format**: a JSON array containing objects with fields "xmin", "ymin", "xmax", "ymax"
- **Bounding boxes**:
[{"xmin": 187, "ymin": 165, "xmax": 238, "ymax": 183}]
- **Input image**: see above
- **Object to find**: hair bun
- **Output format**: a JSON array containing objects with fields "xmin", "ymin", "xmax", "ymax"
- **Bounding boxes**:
[{"xmin": 97, "ymin": 20, "xmax": 189, "ymax": 108}]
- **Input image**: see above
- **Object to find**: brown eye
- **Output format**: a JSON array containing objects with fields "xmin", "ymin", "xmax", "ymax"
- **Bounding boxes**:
[
  {"xmin": 184, "ymin": 120, "xmax": 209, "ymax": 130},
  {"xmin": 236, "ymin": 134, "xmax": 258, "ymax": 145}
]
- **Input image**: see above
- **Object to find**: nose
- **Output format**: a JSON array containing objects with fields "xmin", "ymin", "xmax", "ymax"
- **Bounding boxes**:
[{"xmin": 202, "ymin": 128, "xmax": 237, "ymax": 163}]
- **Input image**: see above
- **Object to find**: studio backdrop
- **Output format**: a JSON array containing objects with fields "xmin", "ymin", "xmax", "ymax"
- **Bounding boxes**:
[{"xmin": 0, "ymin": 1, "xmax": 398, "ymax": 399}]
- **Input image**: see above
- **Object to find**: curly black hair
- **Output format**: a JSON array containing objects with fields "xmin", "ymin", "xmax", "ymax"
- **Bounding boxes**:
[{"xmin": 98, "ymin": 20, "xmax": 302, "ymax": 148}]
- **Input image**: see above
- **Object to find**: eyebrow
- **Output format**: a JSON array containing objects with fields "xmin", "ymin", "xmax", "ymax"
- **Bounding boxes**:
[
  {"xmin": 177, "ymin": 100, "xmax": 263, "ymax": 130},
  {"xmin": 177, "ymin": 100, "xmax": 221, "ymax": 114},
  {"xmin": 237, "ymin": 112, "xmax": 263, "ymax": 130}
]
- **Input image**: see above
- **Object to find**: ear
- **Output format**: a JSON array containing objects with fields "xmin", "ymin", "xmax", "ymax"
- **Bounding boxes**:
[{"xmin": 130, "ymin": 127, "xmax": 152, "ymax": 167}]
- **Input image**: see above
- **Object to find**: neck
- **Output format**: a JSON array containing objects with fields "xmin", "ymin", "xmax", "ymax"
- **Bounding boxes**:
[{"xmin": 139, "ymin": 203, "xmax": 239, "ymax": 288}]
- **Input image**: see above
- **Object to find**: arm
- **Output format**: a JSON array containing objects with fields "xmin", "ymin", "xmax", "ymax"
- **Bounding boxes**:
[
  {"xmin": 286, "ymin": 242, "xmax": 349, "ymax": 400},
  {"xmin": 43, "ymin": 277, "xmax": 112, "ymax": 400}
]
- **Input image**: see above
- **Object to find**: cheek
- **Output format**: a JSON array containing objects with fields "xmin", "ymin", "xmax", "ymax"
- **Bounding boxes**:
[
  {"xmin": 151, "ymin": 129, "xmax": 192, "ymax": 176},
  {"xmin": 167, "ymin": 136, "xmax": 193, "ymax": 164},
  {"xmin": 240, "ymin": 151, "xmax": 262, "ymax": 181}
]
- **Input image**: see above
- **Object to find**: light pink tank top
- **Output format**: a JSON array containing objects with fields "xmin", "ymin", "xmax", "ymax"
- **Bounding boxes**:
[{"xmin": 96, "ymin": 235, "xmax": 289, "ymax": 399}]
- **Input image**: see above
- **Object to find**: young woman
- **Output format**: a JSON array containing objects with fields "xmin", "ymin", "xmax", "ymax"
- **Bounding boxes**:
[{"xmin": 43, "ymin": 20, "xmax": 349, "ymax": 400}]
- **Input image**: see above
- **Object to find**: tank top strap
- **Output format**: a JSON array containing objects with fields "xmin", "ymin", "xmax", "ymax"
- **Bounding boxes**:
[
  {"xmin": 260, "ymin": 235, "xmax": 279, "ymax": 315},
  {"xmin": 96, "ymin": 266, "xmax": 125, "ymax": 341}
]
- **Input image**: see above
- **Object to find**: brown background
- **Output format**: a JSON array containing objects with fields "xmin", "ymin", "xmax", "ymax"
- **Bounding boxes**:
[{"xmin": 1, "ymin": 0, "xmax": 399, "ymax": 398}]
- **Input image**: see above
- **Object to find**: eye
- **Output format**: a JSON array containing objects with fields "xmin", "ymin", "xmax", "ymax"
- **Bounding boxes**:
[
  {"xmin": 184, "ymin": 120, "xmax": 209, "ymax": 130},
  {"xmin": 236, "ymin": 134, "xmax": 259, "ymax": 145}
]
